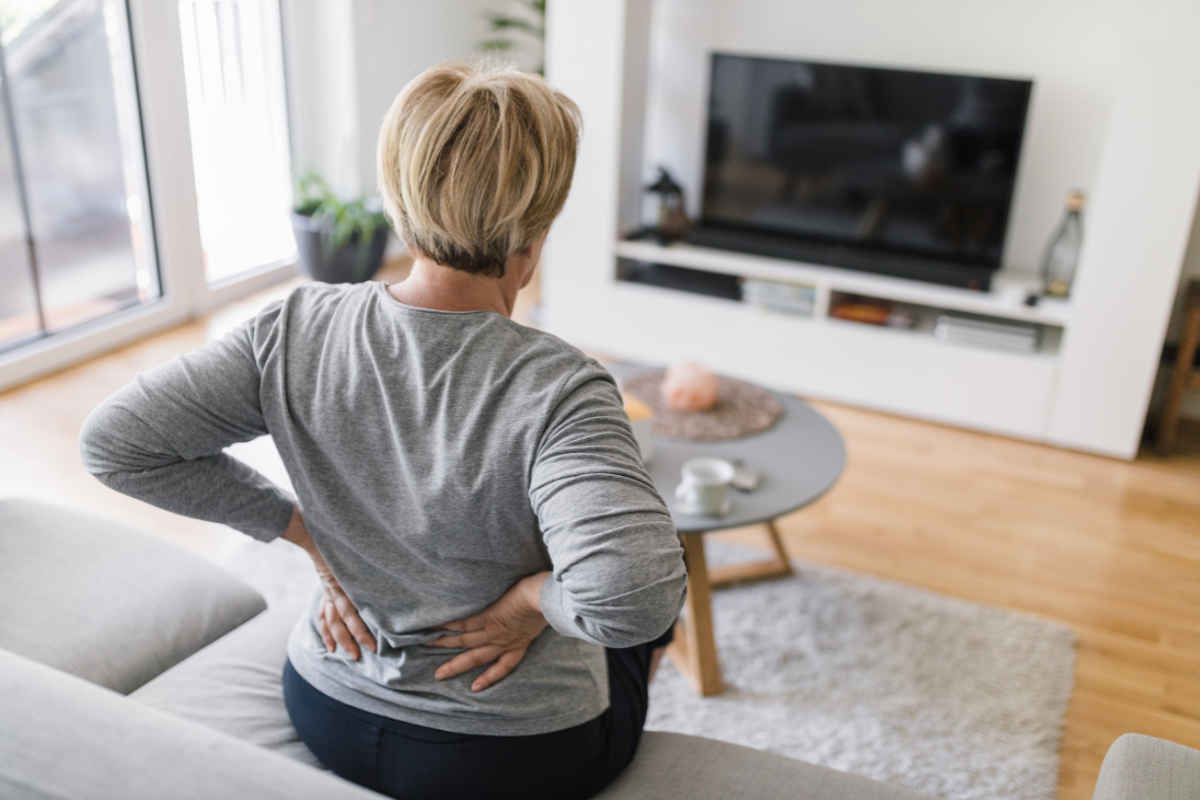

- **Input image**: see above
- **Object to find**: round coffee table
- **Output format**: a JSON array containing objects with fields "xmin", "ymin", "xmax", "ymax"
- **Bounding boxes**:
[{"xmin": 607, "ymin": 363, "xmax": 846, "ymax": 696}]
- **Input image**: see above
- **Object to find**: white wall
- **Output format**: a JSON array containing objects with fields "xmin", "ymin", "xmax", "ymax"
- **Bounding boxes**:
[
  {"xmin": 640, "ymin": 0, "xmax": 1130, "ymax": 276},
  {"xmin": 282, "ymin": 0, "xmax": 497, "ymax": 198},
  {"xmin": 350, "ymin": 0, "xmax": 495, "ymax": 194},
  {"xmin": 281, "ymin": 0, "xmax": 360, "ymax": 197},
  {"xmin": 1046, "ymin": 0, "xmax": 1200, "ymax": 453}
]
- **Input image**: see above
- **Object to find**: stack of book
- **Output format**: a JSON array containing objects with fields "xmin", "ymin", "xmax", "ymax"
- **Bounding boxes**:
[
  {"xmin": 742, "ymin": 278, "xmax": 816, "ymax": 317},
  {"xmin": 933, "ymin": 314, "xmax": 1042, "ymax": 353}
]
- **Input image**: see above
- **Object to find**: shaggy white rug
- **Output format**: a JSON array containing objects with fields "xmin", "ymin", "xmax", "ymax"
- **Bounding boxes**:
[
  {"xmin": 217, "ymin": 537, "xmax": 1075, "ymax": 800},
  {"xmin": 648, "ymin": 540, "xmax": 1076, "ymax": 800}
]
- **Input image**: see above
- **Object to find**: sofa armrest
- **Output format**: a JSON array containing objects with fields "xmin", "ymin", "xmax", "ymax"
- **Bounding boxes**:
[
  {"xmin": 0, "ymin": 498, "xmax": 266, "ymax": 693},
  {"xmin": 0, "ymin": 648, "xmax": 381, "ymax": 800},
  {"xmin": 597, "ymin": 732, "xmax": 935, "ymax": 800},
  {"xmin": 1094, "ymin": 734, "xmax": 1200, "ymax": 800}
]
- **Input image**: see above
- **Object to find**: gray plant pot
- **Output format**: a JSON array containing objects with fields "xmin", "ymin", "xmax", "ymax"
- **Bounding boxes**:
[{"xmin": 292, "ymin": 212, "xmax": 390, "ymax": 284}]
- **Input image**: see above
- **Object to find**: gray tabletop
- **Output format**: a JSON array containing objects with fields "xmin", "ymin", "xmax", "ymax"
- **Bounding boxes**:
[{"xmin": 605, "ymin": 363, "xmax": 847, "ymax": 535}]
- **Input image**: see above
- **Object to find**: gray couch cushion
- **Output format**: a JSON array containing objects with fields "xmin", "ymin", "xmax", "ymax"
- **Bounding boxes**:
[
  {"xmin": 127, "ymin": 593, "xmax": 936, "ymax": 800},
  {"xmin": 597, "ymin": 731, "xmax": 935, "ymax": 800},
  {"xmin": 132, "ymin": 598, "xmax": 322, "ymax": 767},
  {"xmin": 0, "ymin": 648, "xmax": 381, "ymax": 800},
  {"xmin": 1093, "ymin": 734, "xmax": 1200, "ymax": 800},
  {"xmin": 0, "ymin": 497, "xmax": 266, "ymax": 693}
]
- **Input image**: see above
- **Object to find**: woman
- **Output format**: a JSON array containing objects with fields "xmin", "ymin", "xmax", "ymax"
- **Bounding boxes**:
[{"xmin": 79, "ymin": 61, "xmax": 686, "ymax": 800}]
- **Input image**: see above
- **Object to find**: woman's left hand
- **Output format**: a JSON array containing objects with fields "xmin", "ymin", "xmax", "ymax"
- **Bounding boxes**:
[
  {"xmin": 282, "ymin": 505, "xmax": 377, "ymax": 660},
  {"xmin": 428, "ymin": 572, "xmax": 549, "ymax": 692}
]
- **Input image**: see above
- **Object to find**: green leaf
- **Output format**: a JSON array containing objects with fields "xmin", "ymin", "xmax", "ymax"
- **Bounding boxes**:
[
  {"xmin": 294, "ymin": 169, "xmax": 390, "ymax": 267},
  {"xmin": 477, "ymin": 3, "xmax": 544, "ymax": 61},
  {"xmin": 487, "ymin": 17, "xmax": 541, "ymax": 35}
]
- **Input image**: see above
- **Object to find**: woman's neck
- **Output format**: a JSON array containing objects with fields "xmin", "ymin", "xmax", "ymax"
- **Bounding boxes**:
[
  {"xmin": 387, "ymin": 238, "xmax": 543, "ymax": 318},
  {"xmin": 388, "ymin": 257, "xmax": 517, "ymax": 317}
]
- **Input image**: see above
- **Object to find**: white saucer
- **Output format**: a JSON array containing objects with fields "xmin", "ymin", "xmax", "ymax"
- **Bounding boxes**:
[{"xmin": 675, "ymin": 497, "xmax": 734, "ymax": 518}]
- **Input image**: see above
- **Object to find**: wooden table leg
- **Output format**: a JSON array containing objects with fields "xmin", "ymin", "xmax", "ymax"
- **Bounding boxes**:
[
  {"xmin": 667, "ymin": 534, "xmax": 724, "ymax": 696},
  {"xmin": 707, "ymin": 521, "xmax": 793, "ymax": 587},
  {"xmin": 1157, "ymin": 280, "xmax": 1200, "ymax": 456}
]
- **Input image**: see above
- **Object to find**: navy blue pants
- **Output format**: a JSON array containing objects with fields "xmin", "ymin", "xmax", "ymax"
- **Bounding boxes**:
[{"xmin": 283, "ymin": 628, "xmax": 672, "ymax": 800}]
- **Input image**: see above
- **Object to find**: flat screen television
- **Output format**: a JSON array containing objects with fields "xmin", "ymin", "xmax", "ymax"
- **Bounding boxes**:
[{"xmin": 688, "ymin": 54, "xmax": 1033, "ymax": 290}]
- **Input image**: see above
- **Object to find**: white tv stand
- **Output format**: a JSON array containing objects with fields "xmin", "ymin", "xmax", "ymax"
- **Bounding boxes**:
[
  {"xmin": 617, "ymin": 239, "xmax": 1071, "ymax": 328},
  {"xmin": 541, "ymin": 0, "xmax": 1200, "ymax": 459},
  {"xmin": 609, "ymin": 238, "xmax": 1068, "ymax": 442}
]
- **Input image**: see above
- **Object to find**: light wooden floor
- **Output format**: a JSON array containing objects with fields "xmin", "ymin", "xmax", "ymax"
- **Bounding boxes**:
[
  {"xmin": 727, "ymin": 408, "xmax": 1200, "ymax": 800},
  {"xmin": 2, "ymin": 272, "xmax": 1197, "ymax": 800}
]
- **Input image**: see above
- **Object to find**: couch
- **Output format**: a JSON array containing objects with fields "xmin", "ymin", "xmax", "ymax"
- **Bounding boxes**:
[{"xmin": 2, "ymin": 497, "xmax": 1197, "ymax": 800}]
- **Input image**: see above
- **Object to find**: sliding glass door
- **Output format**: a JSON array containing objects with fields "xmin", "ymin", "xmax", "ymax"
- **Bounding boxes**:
[
  {"xmin": 0, "ymin": 99, "xmax": 38, "ymax": 346},
  {"xmin": 0, "ymin": 0, "xmax": 298, "ymax": 390},
  {"xmin": 0, "ymin": 0, "xmax": 158, "ymax": 354}
]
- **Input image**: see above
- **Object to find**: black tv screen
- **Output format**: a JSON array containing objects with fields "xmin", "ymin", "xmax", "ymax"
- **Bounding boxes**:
[{"xmin": 692, "ymin": 54, "xmax": 1032, "ymax": 288}]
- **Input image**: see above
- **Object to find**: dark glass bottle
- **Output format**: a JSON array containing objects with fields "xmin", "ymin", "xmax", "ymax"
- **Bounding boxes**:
[{"xmin": 1041, "ymin": 190, "xmax": 1085, "ymax": 298}]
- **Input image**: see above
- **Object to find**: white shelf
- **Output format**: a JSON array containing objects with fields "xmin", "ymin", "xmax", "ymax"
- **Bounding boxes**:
[
  {"xmin": 614, "ymin": 276, "xmax": 1063, "ymax": 362},
  {"xmin": 615, "ymin": 239, "xmax": 1072, "ymax": 328},
  {"xmin": 602, "ymin": 279, "xmax": 1062, "ymax": 439}
]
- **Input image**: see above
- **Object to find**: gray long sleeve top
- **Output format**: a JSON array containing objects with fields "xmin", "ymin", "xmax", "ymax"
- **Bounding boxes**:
[{"xmin": 79, "ymin": 281, "xmax": 686, "ymax": 735}]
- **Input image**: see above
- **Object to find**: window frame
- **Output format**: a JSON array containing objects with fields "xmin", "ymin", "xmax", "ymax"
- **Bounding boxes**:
[{"xmin": 0, "ymin": 0, "xmax": 297, "ymax": 393}]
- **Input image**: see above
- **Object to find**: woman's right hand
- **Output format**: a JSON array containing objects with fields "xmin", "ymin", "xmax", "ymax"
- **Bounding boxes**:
[
  {"xmin": 316, "ymin": 568, "xmax": 376, "ymax": 661},
  {"xmin": 281, "ymin": 505, "xmax": 377, "ymax": 660},
  {"xmin": 428, "ymin": 572, "xmax": 550, "ymax": 692}
]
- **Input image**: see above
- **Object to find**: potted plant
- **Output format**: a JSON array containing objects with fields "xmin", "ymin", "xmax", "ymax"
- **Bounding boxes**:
[{"xmin": 291, "ymin": 173, "xmax": 391, "ymax": 284}]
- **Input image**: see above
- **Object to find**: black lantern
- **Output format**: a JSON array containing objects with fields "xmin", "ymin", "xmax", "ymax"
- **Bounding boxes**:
[{"xmin": 645, "ymin": 167, "xmax": 689, "ymax": 245}]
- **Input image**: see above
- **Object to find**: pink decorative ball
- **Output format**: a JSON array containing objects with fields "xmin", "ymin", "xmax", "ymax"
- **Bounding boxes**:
[{"xmin": 661, "ymin": 361, "xmax": 720, "ymax": 412}]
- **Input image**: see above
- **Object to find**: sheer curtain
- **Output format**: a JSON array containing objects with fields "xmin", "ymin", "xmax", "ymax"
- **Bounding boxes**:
[{"xmin": 178, "ymin": 0, "xmax": 295, "ymax": 285}]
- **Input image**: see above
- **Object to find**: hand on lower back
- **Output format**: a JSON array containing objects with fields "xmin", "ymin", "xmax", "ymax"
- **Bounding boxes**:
[
  {"xmin": 316, "ymin": 568, "xmax": 376, "ymax": 660},
  {"xmin": 281, "ymin": 505, "xmax": 377, "ymax": 660},
  {"xmin": 429, "ymin": 572, "xmax": 550, "ymax": 692}
]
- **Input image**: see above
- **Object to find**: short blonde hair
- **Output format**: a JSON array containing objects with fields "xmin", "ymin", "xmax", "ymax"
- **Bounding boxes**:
[{"xmin": 377, "ymin": 61, "xmax": 581, "ymax": 277}]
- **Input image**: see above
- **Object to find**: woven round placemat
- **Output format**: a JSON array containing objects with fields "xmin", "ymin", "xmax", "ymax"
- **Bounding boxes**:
[{"xmin": 623, "ymin": 371, "xmax": 784, "ymax": 441}]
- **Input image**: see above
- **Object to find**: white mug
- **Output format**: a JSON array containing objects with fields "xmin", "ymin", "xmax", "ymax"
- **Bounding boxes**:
[{"xmin": 675, "ymin": 457, "xmax": 734, "ymax": 516}]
